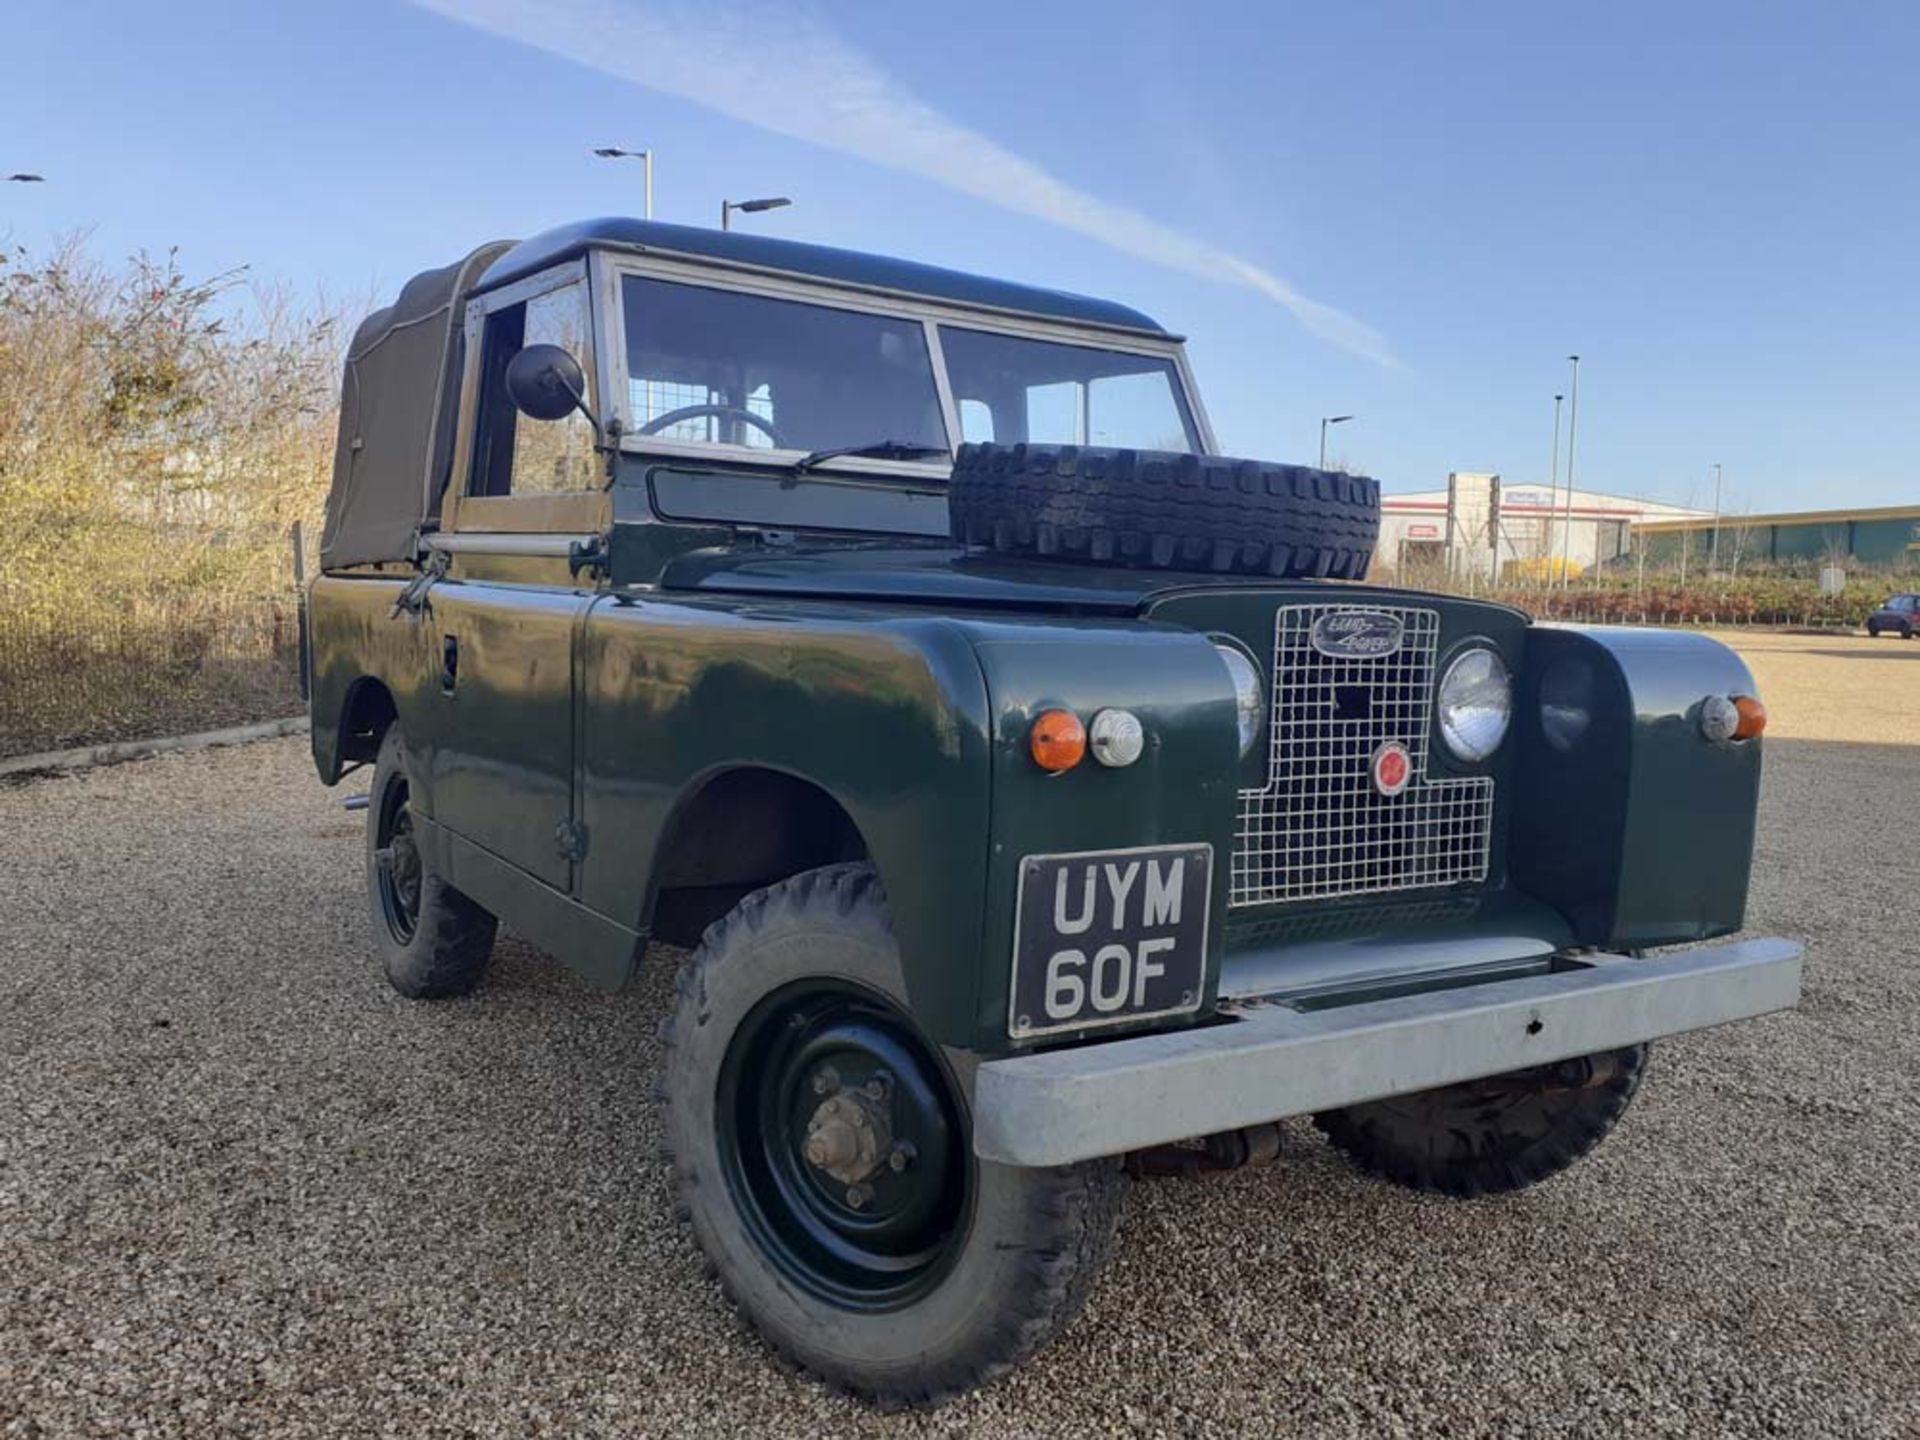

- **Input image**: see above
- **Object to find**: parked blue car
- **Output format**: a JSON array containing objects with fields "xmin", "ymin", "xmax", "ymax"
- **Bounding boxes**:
[{"xmin": 1867, "ymin": 594, "xmax": 1918, "ymax": 638}]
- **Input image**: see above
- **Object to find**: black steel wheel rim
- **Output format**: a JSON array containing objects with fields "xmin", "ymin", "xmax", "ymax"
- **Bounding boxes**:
[
  {"xmin": 374, "ymin": 774, "xmax": 422, "ymax": 944},
  {"xmin": 716, "ymin": 978, "xmax": 972, "ymax": 1312}
]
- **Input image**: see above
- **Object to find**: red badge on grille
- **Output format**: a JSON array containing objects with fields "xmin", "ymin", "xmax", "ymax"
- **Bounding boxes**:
[{"xmin": 1371, "ymin": 741, "xmax": 1412, "ymax": 797}]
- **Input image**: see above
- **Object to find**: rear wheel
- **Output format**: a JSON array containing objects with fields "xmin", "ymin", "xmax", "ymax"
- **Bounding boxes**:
[
  {"xmin": 659, "ymin": 863, "xmax": 1125, "ymax": 1407},
  {"xmin": 1868, "ymin": 623, "xmax": 1881, "ymax": 637},
  {"xmin": 1314, "ymin": 1045, "xmax": 1649, "ymax": 1197},
  {"xmin": 365, "ymin": 726, "xmax": 497, "ymax": 998}
]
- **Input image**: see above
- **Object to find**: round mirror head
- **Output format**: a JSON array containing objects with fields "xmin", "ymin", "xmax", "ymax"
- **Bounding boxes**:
[{"xmin": 504, "ymin": 343, "xmax": 587, "ymax": 422}]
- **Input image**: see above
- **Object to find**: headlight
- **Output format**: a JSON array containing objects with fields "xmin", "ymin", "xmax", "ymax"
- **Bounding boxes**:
[
  {"xmin": 1437, "ymin": 648, "xmax": 1511, "ymax": 761},
  {"xmin": 1215, "ymin": 643, "xmax": 1264, "ymax": 757}
]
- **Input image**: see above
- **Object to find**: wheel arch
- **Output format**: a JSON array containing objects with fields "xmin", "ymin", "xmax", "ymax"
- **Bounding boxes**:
[
  {"xmin": 326, "ymin": 675, "xmax": 399, "ymax": 781},
  {"xmin": 643, "ymin": 764, "xmax": 872, "ymax": 948}
]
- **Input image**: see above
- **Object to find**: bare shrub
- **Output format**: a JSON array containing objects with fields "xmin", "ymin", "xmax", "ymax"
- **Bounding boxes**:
[{"xmin": 0, "ymin": 238, "xmax": 341, "ymax": 754}]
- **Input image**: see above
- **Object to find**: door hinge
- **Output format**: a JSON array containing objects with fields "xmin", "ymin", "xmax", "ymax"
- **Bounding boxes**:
[{"xmin": 554, "ymin": 817, "xmax": 590, "ymax": 863}]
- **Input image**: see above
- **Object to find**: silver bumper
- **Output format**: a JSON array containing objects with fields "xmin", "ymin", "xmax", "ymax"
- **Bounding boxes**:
[{"xmin": 972, "ymin": 936, "xmax": 1802, "ymax": 1167}]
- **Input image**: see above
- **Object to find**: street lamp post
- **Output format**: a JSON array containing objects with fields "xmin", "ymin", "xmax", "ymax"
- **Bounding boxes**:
[
  {"xmin": 1319, "ymin": 414, "xmax": 1353, "ymax": 469},
  {"xmin": 591, "ymin": 147, "xmax": 653, "ymax": 219},
  {"xmin": 1559, "ymin": 355, "xmax": 1581, "ymax": 589},
  {"xmin": 1547, "ymin": 393, "xmax": 1564, "ymax": 570},
  {"xmin": 1709, "ymin": 462, "xmax": 1724, "ymax": 573},
  {"xmin": 721, "ymin": 196, "xmax": 792, "ymax": 231}
]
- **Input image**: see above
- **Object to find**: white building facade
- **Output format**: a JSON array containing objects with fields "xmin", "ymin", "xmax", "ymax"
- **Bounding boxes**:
[{"xmin": 1374, "ymin": 473, "xmax": 1707, "ymax": 580}]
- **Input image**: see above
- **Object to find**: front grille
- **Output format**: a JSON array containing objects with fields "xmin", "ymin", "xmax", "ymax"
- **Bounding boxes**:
[{"xmin": 1230, "ymin": 603, "xmax": 1494, "ymax": 908}]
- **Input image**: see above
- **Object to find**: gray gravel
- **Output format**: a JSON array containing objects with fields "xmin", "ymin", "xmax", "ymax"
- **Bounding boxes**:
[{"xmin": 3, "ymin": 704, "xmax": 1917, "ymax": 1433}]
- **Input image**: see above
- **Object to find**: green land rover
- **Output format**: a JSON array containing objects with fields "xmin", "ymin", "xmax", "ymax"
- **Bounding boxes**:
[{"xmin": 310, "ymin": 218, "xmax": 1801, "ymax": 1407}]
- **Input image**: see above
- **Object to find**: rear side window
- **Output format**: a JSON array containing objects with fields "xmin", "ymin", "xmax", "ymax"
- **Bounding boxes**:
[{"xmin": 469, "ymin": 280, "xmax": 598, "ymax": 497}]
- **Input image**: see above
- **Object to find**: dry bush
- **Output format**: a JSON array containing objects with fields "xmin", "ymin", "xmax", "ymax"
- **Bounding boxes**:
[
  {"xmin": 0, "ymin": 238, "xmax": 342, "ymax": 753},
  {"xmin": 0, "ymin": 237, "xmax": 341, "ymax": 617}
]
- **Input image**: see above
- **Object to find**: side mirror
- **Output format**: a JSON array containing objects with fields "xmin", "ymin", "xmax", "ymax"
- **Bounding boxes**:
[{"xmin": 504, "ymin": 343, "xmax": 589, "ymax": 423}]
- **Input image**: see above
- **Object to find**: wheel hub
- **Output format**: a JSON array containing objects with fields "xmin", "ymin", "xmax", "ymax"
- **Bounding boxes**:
[
  {"xmin": 717, "ymin": 980, "xmax": 970, "ymax": 1311},
  {"xmin": 803, "ymin": 1088, "xmax": 892, "ymax": 1186},
  {"xmin": 374, "ymin": 780, "xmax": 423, "ymax": 943}
]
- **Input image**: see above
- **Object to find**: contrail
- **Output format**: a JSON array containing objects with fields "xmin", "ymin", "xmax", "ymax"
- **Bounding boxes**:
[{"xmin": 412, "ymin": 0, "xmax": 1395, "ymax": 365}]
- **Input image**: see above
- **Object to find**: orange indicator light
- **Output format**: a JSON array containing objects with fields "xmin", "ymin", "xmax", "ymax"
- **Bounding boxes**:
[{"xmin": 1030, "ymin": 709, "xmax": 1087, "ymax": 772}]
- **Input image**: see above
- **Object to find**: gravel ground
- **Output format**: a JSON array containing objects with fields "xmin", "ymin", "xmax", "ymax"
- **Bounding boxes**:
[{"xmin": 2, "ymin": 631, "xmax": 1915, "ymax": 1437}]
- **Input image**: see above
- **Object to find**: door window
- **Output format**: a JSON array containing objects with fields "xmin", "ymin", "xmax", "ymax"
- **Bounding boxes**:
[{"xmin": 470, "ymin": 281, "xmax": 599, "ymax": 496}]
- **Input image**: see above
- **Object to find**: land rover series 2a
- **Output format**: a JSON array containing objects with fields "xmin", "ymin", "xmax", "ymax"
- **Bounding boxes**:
[{"xmin": 310, "ymin": 218, "xmax": 1801, "ymax": 1406}]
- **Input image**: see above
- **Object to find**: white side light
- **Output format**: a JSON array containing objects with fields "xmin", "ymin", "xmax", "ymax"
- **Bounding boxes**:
[{"xmin": 1088, "ymin": 709, "xmax": 1145, "ymax": 768}]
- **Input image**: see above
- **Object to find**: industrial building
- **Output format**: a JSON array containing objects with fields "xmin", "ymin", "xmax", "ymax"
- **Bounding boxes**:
[
  {"xmin": 1632, "ymin": 503, "xmax": 1920, "ymax": 573},
  {"xmin": 1374, "ymin": 473, "xmax": 1706, "ymax": 580}
]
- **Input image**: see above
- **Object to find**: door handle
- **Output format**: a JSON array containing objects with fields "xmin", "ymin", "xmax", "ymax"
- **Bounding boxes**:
[{"xmin": 441, "ymin": 634, "xmax": 459, "ymax": 695}]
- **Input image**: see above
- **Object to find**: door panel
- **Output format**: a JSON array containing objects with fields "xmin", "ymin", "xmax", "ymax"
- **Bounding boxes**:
[{"xmin": 421, "ymin": 579, "xmax": 585, "ymax": 890}]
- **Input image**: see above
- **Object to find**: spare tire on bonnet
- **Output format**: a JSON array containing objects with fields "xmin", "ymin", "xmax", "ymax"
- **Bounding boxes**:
[{"xmin": 948, "ymin": 442, "xmax": 1380, "ymax": 580}]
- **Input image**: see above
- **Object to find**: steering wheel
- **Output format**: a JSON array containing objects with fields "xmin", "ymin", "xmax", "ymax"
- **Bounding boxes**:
[{"xmin": 636, "ymin": 403, "xmax": 789, "ymax": 449}]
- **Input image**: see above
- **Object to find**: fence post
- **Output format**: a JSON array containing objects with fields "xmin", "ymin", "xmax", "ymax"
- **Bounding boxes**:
[{"xmin": 292, "ymin": 521, "xmax": 311, "ymax": 705}]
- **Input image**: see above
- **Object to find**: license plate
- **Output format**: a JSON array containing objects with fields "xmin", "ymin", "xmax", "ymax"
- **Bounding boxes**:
[{"xmin": 1009, "ymin": 844, "xmax": 1212, "ymax": 1040}]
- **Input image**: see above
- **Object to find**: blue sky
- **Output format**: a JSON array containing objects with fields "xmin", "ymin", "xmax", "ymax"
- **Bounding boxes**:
[{"xmin": 3, "ymin": 0, "xmax": 1914, "ymax": 512}]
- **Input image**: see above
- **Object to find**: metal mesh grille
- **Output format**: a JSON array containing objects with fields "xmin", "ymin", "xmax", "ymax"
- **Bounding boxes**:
[{"xmin": 1230, "ymin": 604, "xmax": 1494, "ymax": 907}]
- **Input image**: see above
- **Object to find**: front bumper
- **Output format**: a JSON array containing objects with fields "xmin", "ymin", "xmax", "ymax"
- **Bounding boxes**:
[{"xmin": 972, "ymin": 936, "xmax": 1802, "ymax": 1166}]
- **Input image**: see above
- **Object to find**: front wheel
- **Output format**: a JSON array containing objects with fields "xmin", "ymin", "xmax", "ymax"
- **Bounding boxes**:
[
  {"xmin": 1314, "ymin": 1045, "xmax": 1649, "ymax": 1197},
  {"xmin": 365, "ymin": 726, "xmax": 497, "ymax": 998},
  {"xmin": 659, "ymin": 863, "xmax": 1125, "ymax": 1408}
]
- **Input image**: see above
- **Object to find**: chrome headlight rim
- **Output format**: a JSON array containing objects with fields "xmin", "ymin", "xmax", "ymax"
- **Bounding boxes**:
[
  {"xmin": 1436, "ymin": 645, "xmax": 1512, "ymax": 762},
  {"xmin": 1212, "ymin": 638, "xmax": 1264, "ymax": 758}
]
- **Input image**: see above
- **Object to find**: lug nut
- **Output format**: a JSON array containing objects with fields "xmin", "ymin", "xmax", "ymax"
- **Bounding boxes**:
[
  {"xmin": 845, "ymin": 1183, "xmax": 872, "ymax": 1210},
  {"xmin": 811, "ymin": 1066, "xmax": 839, "ymax": 1097},
  {"xmin": 888, "ymin": 1141, "xmax": 917, "ymax": 1173},
  {"xmin": 863, "ymin": 1070, "xmax": 893, "ymax": 1101}
]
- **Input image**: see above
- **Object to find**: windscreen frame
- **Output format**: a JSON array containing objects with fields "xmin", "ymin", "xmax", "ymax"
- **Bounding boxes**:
[{"xmin": 597, "ymin": 249, "xmax": 1217, "ymax": 478}]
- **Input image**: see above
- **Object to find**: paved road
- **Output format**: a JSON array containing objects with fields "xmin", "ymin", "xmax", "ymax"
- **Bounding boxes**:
[{"xmin": 1, "ymin": 632, "xmax": 1914, "ymax": 1436}]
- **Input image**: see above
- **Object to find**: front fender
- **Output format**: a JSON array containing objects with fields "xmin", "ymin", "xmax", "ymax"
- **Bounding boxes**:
[
  {"xmin": 1509, "ymin": 624, "xmax": 1762, "ymax": 948},
  {"xmin": 576, "ymin": 594, "xmax": 994, "ymax": 1043},
  {"xmin": 953, "ymin": 616, "xmax": 1241, "ymax": 1048}
]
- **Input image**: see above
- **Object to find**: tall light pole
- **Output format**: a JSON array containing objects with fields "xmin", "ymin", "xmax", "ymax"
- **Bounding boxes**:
[
  {"xmin": 1319, "ymin": 414, "xmax": 1353, "ymax": 469},
  {"xmin": 1547, "ymin": 393, "xmax": 1564, "ymax": 568},
  {"xmin": 721, "ymin": 196, "xmax": 792, "ymax": 231},
  {"xmin": 1708, "ymin": 462, "xmax": 1724, "ymax": 573},
  {"xmin": 592, "ymin": 147, "xmax": 653, "ymax": 219},
  {"xmin": 1559, "ymin": 355, "xmax": 1581, "ymax": 589}
]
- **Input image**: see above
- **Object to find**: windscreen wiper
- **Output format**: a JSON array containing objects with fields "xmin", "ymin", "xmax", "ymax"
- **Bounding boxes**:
[{"xmin": 789, "ymin": 440, "xmax": 950, "ymax": 475}]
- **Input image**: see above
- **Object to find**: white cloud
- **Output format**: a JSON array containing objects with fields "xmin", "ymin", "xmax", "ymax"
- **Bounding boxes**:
[{"xmin": 413, "ymin": 0, "xmax": 1394, "ymax": 365}]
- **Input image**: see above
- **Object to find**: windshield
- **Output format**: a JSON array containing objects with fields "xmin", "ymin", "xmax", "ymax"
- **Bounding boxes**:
[
  {"xmin": 622, "ymin": 276, "xmax": 948, "ymax": 455},
  {"xmin": 939, "ymin": 326, "xmax": 1198, "ymax": 453}
]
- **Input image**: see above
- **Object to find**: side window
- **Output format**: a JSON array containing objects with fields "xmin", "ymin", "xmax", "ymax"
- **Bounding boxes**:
[
  {"xmin": 957, "ymin": 398, "xmax": 996, "ymax": 443},
  {"xmin": 470, "ymin": 281, "xmax": 597, "ymax": 497}
]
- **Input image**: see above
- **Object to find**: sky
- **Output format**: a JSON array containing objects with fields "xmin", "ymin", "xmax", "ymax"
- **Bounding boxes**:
[{"xmin": 2, "ymin": 0, "xmax": 1915, "ymax": 513}]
